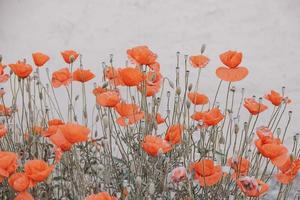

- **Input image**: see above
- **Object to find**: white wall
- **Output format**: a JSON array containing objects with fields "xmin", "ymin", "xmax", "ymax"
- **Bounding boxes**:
[{"xmin": 1, "ymin": 0, "xmax": 300, "ymax": 136}]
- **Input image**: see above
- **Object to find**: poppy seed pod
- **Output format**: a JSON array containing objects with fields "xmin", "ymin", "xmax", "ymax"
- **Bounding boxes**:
[
  {"xmin": 69, "ymin": 55, "xmax": 75, "ymax": 63},
  {"xmin": 176, "ymin": 87, "xmax": 181, "ymax": 95}
]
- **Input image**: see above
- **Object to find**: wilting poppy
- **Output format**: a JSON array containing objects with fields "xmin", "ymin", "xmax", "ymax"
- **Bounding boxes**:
[
  {"xmin": 276, "ymin": 159, "xmax": 300, "ymax": 184},
  {"xmin": 227, "ymin": 156, "xmax": 250, "ymax": 178},
  {"xmin": 96, "ymin": 90, "xmax": 120, "ymax": 107},
  {"xmin": 9, "ymin": 61, "xmax": 33, "ymax": 78},
  {"xmin": 0, "ymin": 151, "xmax": 18, "ymax": 183},
  {"xmin": 127, "ymin": 45, "xmax": 157, "ymax": 66},
  {"xmin": 0, "ymin": 104, "xmax": 12, "ymax": 116},
  {"xmin": 244, "ymin": 98, "xmax": 268, "ymax": 115},
  {"xmin": 119, "ymin": 67, "xmax": 145, "ymax": 86},
  {"xmin": 32, "ymin": 52, "xmax": 49, "ymax": 67},
  {"xmin": 15, "ymin": 191, "xmax": 34, "ymax": 200},
  {"xmin": 61, "ymin": 50, "xmax": 79, "ymax": 64},
  {"xmin": 203, "ymin": 108, "xmax": 224, "ymax": 126},
  {"xmin": 0, "ymin": 64, "xmax": 9, "ymax": 83},
  {"xmin": 189, "ymin": 55, "xmax": 209, "ymax": 68},
  {"xmin": 93, "ymin": 86, "xmax": 107, "ymax": 96},
  {"xmin": 237, "ymin": 177, "xmax": 269, "ymax": 197},
  {"xmin": 264, "ymin": 90, "xmax": 291, "ymax": 106},
  {"xmin": 142, "ymin": 135, "xmax": 172, "ymax": 157},
  {"xmin": 51, "ymin": 68, "xmax": 72, "ymax": 88},
  {"xmin": 188, "ymin": 92, "xmax": 209, "ymax": 105},
  {"xmin": 58, "ymin": 123, "xmax": 90, "ymax": 144},
  {"xmin": 73, "ymin": 68, "xmax": 95, "ymax": 83},
  {"xmin": 0, "ymin": 124, "xmax": 7, "ymax": 138},
  {"xmin": 156, "ymin": 113, "xmax": 165, "ymax": 124},
  {"xmin": 190, "ymin": 159, "xmax": 223, "ymax": 187},
  {"xmin": 8, "ymin": 173, "xmax": 30, "ymax": 192},
  {"xmin": 165, "ymin": 124, "xmax": 183, "ymax": 144},
  {"xmin": 24, "ymin": 160, "xmax": 54, "ymax": 185},
  {"xmin": 85, "ymin": 192, "xmax": 117, "ymax": 200},
  {"xmin": 216, "ymin": 50, "xmax": 248, "ymax": 82},
  {"xmin": 170, "ymin": 167, "xmax": 187, "ymax": 183}
]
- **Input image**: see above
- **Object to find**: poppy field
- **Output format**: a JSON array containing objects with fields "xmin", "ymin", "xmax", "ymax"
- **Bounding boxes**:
[{"xmin": 0, "ymin": 45, "xmax": 299, "ymax": 200}]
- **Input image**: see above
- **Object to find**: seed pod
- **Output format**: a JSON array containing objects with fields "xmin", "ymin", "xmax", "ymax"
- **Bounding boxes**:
[{"xmin": 176, "ymin": 87, "xmax": 181, "ymax": 95}]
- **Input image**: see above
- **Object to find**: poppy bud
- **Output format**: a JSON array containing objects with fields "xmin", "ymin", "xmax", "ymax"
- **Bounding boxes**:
[
  {"xmin": 290, "ymin": 153, "xmax": 296, "ymax": 161},
  {"xmin": 186, "ymin": 101, "xmax": 191, "ymax": 109},
  {"xmin": 288, "ymin": 111, "xmax": 292, "ymax": 118},
  {"xmin": 276, "ymin": 128, "xmax": 281, "ymax": 136},
  {"xmin": 219, "ymin": 135, "xmax": 225, "ymax": 144},
  {"xmin": 169, "ymin": 80, "xmax": 174, "ymax": 89},
  {"xmin": 167, "ymin": 91, "xmax": 171, "ymax": 98},
  {"xmin": 201, "ymin": 44, "xmax": 206, "ymax": 54},
  {"xmin": 234, "ymin": 124, "xmax": 239, "ymax": 134},
  {"xmin": 0, "ymin": 54, "xmax": 2, "ymax": 62},
  {"xmin": 102, "ymin": 116, "xmax": 109, "ymax": 129},
  {"xmin": 230, "ymin": 86, "xmax": 236, "ymax": 92},
  {"xmin": 176, "ymin": 87, "xmax": 181, "ymax": 95},
  {"xmin": 149, "ymin": 182, "xmax": 155, "ymax": 195},
  {"xmin": 102, "ymin": 81, "xmax": 108, "ymax": 88},
  {"xmin": 75, "ymin": 95, "xmax": 79, "ymax": 101},
  {"xmin": 294, "ymin": 133, "xmax": 299, "ymax": 142},
  {"xmin": 188, "ymin": 83, "xmax": 193, "ymax": 91},
  {"xmin": 69, "ymin": 55, "xmax": 75, "ymax": 63}
]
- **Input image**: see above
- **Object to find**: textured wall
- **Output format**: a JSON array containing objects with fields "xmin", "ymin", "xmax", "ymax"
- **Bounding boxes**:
[{"xmin": 1, "ymin": 0, "xmax": 300, "ymax": 135}]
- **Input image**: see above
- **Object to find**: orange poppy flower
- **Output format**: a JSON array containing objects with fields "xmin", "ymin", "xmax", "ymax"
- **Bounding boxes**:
[
  {"xmin": 189, "ymin": 55, "xmax": 209, "ymax": 68},
  {"xmin": 138, "ymin": 71, "xmax": 162, "ymax": 97},
  {"xmin": 42, "ymin": 125, "xmax": 61, "ymax": 137},
  {"xmin": 149, "ymin": 62, "xmax": 160, "ymax": 72},
  {"xmin": 165, "ymin": 124, "xmax": 183, "ymax": 144},
  {"xmin": 264, "ymin": 90, "xmax": 291, "ymax": 106},
  {"xmin": 58, "ymin": 123, "xmax": 90, "ymax": 144},
  {"xmin": 49, "ymin": 130, "xmax": 72, "ymax": 151},
  {"xmin": 170, "ymin": 167, "xmax": 187, "ymax": 183},
  {"xmin": 237, "ymin": 177, "xmax": 269, "ymax": 197},
  {"xmin": 96, "ymin": 90, "xmax": 120, "ymax": 107},
  {"xmin": 93, "ymin": 86, "xmax": 107, "ymax": 96},
  {"xmin": 48, "ymin": 119, "xmax": 65, "ymax": 126},
  {"xmin": 8, "ymin": 173, "xmax": 30, "ymax": 192},
  {"xmin": 119, "ymin": 67, "xmax": 145, "ymax": 86},
  {"xmin": 141, "ymin": 135, "xmax": 172, "ymax": 157},
  {"xmin": 32, "ymin": 52, "xmax": 49, "ymax": 67},
  {"xmin": 0, "ymin": 124, "xmax": 7, "ymax": 138},
  {"xmin": 244, "ymin": 98, "xmax": 268, "ymax": 115},
  {"xmin": 115, "ymin": 102, "xmax": 140, "ymax": 117},
  {"xmin": 127, "ymin": 45, "xmax": 157, "ymax": 65},
  {"xmin": 191, "ymin": 111, "xmax": 205, "ymax": 122},
  {"xmin": 156, "ymin": 113, "xmax": 165, "ymax": 124},
  {"xmin": 24, "ymin": 160, "xmax": 54, "ymax": 185},
  {"xmin": 227, "ymin": 156, "xmax": 250, "ymax": 178},
  {"xmin": 276, "ymin": 159, "xmax": 300, "ymax": 184},
  {"xmin": 188, "ymin": 92, "xmax": 209, "ymax": 105},
  {"xmin": 9, "ymin": 61, "xmax": 33, "ymax": 78},
  {"xmin": 0, "ymin": 104, "xmax": 12, "ymax": 116},
  {"xmin": 190, "ymin": 159, "xmax": 223, "ymax": 187},
  {"xmin": 51, "ymin": 67, "xmax": 72, "ymax": 88},
  {"xmin": 85, "ymin": 192, "xmax": 117, "ymax": 200},
  {"xmin": 15, "ymin": 191, "xmax": 34, "ymax": 200},
  {"xmin": 0, "ymin": 151, "xmax": 18, "ymax": 183},
  {"xmin": 116, "ymin": 111, "xmax": 144, "ymax": 126},
  {"xmin": 216, "ymin": 50, "xmax": 248, "ymax": 82},
  {"xmin": 73, "ymin": 68, "xmax": 95, "ymax": 83},
  {"xmin": 203, "ymin": 108, "xmax": 224, "ymax": 126},
  {"xmin": 104, "ymin": 67, "xmax": 124, "ymax": 86},
  {"xmin": 0, "ymin": 64, "xmax": 9, "ymax": 83},
  {"xmin": 61, "ymin": 50, "xmax": 79, "ymax": 64}
]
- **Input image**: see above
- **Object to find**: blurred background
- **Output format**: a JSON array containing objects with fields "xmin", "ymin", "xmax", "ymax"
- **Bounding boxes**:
[{"xmin": 0, "ymin": 0, "xmax": 300, "ymax": 135}]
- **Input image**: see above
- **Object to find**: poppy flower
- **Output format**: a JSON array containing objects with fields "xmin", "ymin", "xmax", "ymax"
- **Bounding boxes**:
[
  {"xmin": 227, "ymin": 156, "xmax": 250, "ymax": 178},
  {"xmin": 119, "ymin": 67, "xmax": 145, "ymax": 87},
  {"xmin": 138, "ymin": 71, "xmax": 162, "ymax": 97},
  {"xmin": 32, "ymin": 52, "xmax": 49, "ymax": 67},
  {"xmin": 189, "ymin": 55, "xmax": 209, "ymax": 68},
  {"xmin": 191, "ymin": 111, "xmax": 205, "ymax": 122},
  {"xmin": 115, "ymin": 102, "xmax": 140, "ymax": 117},
  {"xmin": 141, "ymin": 135, "xmax": 172, "ymax": 157},
  {"xmin": 15, "ymin": 191, "xmax": 34, "ymax": 200},
  {"xmin": 149, "ymin": 62, "xmax": 160, "ymax": 72},
  {"xmin": 0, "ymin": 64, "xmax": 9, "ymax": 83},
  {"xmin": 104, "ymin": 67, "xmax": 124, "ymax": 86},
  {"xmin": 188, "ymin": 92, "xmax": 209, "ymax": 105},
  {"xmin": 0, "ymin": 151, "xmax": 18, "ymax": 183},
  {"xmin": 42, "ymin": 125, "xmax": 62, "ymax": 137},
  {"xmin": 96, "ymin": 90, "xmax": 120, "ymax": 107},
  {"xmin": 24, "ymin": 160, "xmax": 54, "ymax": 184},
  {"xmin": 203, "ymin": 108, "xmax": 224, "ymax": 126},
  {"xmin": 156, "ymin": 113, "xmax": 165, "ymax": 124},
  {"xmin": 216, "ymin": 50, "xmax": 248, "ymax": 82},
  {"xmin": 264, "ymin": 90, "xmax": 291, "ymax": 106},
  {"xmin": 276, "ymin": 159, "xmax": 300, "ymax": 184},
  {"xmin": 0, "ymin": 124, "xmax": 7, "ymax": 138},
  {"xmin": 85, "ymin": 192, "xmax": 117, "ymax": 200},
  {"xmin": 48, "ymin": 119, "xmax": 65, "ymax": 126},
  {"xmin": 93, "ymin": 86, "xmax": 107, "ymax": 96},
  {"xmin": 237, "ymin": 177, "xmax": 269, "ymax": 197},
  {"xmin": 49, "ymin": 130, "xmax": 72, "ymax": 151},
  {"xmin": 51, "ymin": 67, "xmax": 72, "ymax": 88},
  {"xmin": 165, "ymin": 124, "xmax": 183, "ymax": 144},
  {"xmin": 170, "ymin": 167, "xmax": 187, "ymax": 183},
  {"xmin": 58, "ymin": 123, "xmax": 90, "ymax": 144},
  {"xmin": 116, "ymin": 111, "xmax": 144, "ymax": 126},
  {"xmin": 0, "ymin": 104, "xmax": 12, "ymax": 116},
  {"xmin": 73, "ymin": 68, "xmax": 95, "ymax": 83},
  {"xmin": 9, "ymin": 61, "xmax": 33, "ymax": 78},
  {"xmin": 127, "ymin": 45, "xmax": 157, "ymax": 66},
  {"xmin": 8, "ymin": 173, "xmax": 30, "ymax": 192},
  {"xmin": 244, "ymin": 98, "xmax": 268, "ymax": 115},
  {"xmin": 61, "ymin": 50, "xmax": 79, "ymax": 64},
  {"xmin": 190, "ymin": 159, "xmax": 223, "ymax": 187}
]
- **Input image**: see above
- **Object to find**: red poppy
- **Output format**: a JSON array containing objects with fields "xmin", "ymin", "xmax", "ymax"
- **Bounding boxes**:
[
  {"xmin": 9, "ymin": 61, "xmax": 33, "ymax": 78},
  {"xmin": 227, "ymin": 156, "xmax": 250, "ymax": 178},
  {"xmin": 203, "ymin": 108, "xmax": 224, "ymax": 126},
  {"xmin": 141, "ymin": 135, "xmax": 172, "ymax": 157},
  {"xmin": 0, "ymin": 64, "xmax": 9, "ymax": 83},
  {"xmin": 116, "ymin": 111, "xmax": 144, "ymax": 126},
  {"xmin": 93, "ymin": 87, "xmax": 107, "ymax": 96},
  {"xmin": 244, "ymin": 98, "xmax": 268, "ymax": 115},
  {"xmin": 96, "ymin": 90, "xmax": 120, "ymax": 107},
  {"xmin": 0, "ymin": 151, "xmax": 18, "ymax": 183},
  {"xmin": 104, "ymin": 67, "xmax": 124, "ymax": 86},
  {"xmin": 276, "ymin": 159, "xmax": 300, "ymax": 184},
  {"xmin": 165, "ymin": 124, "xmax": 183, "ymax": 144},
  {"xmin": 216, "ymin": 50, "xmax": 248, "ymax": 82},
  {"xmin": 32, "ymin": 52, "xmax": 49, "ymax": 67},
  {"xmin": 237, "ymin": 177, "xmax": 269, "ymax": 197},
  {"xmin": 138, "ymin": 71, "xmax": 162, "ymax": 97},
  {"xmin": 61, "ymin": 50, "xmax": 79, "ymax": 64},
  {"xmin": 170, "ymin": 167, "xmax": 187, "ymax": 183},
  {"xmin": 264, "ymin": 90, "xmax": 291, "ymax": 106},
  {"xmin": 189, "ymin": 55, "xmax": 209, "ymax": 68},
  {"xmin": 51, "ymin": 68, "xmax": 72, "ymax": 88},
  {"xmin": 191, "ymin": 111, "xmax": 205, "ymax": 121},
  {"xmin": 8, "ymin": 173, "xmax": 30, "ymax": 192},
  {"xmin": 127, "ymin": 45, "xmax": 157, "ymax": 65},
  {"xmin": 24, "ymin": 160, "xmax": 54, "ymax": 185},
  {"xmin": 0, "ymin": 124, "xmax": 7, "ymax": 138},
  {"xmin": 119, "ymin": 67, "xmax": 145, "ymax": 86},
  {"xmin": 190, "ymin": 159, "xmax": 223, "ymax": 187},
  {"xmin": 115, "ymin": 102, "xmax": 140, "ymax": 117},
  {"xmin": 59, "ymin": 123, "xmax": 90, "ymax": 144},
  {"xmin": 15, "ymin": 191, "xmax": 34, "ymax": 200},
  {"xmin": 49, "ymin": 130, "xmax": 72, "ymax": 151},
  {"xmin": 188, "ymin": 92, "xmax": 209, "ymax": 105},
  {"xmin": 85, "ymin": 192, "xmax": 117, "ymax": 200},
  {"xmin": 73, "ymin": 68, "xmax": 95, "ymax": 83},
  {"xmin": 48, "ymin": 119, "xmax": 65, "ymax": 126},
  {"xmin": 156, "ymin": 113, "xmax": 165, "ymax": 124}
]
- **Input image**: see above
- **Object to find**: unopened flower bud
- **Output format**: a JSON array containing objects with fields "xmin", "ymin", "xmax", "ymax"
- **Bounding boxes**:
[
  {"xmin": 188, "ymin": 83, "xmax": 193, "ymax": 91},
  {"xmin": 201, "ymin": 44, "xmax": 206, "ymax": 54},
  {"xmin": 186, "ymin": 101, "xmax": 191, "ymax": 109},
  {"xmin": 169, "ymin": 80, "xmax": 174, "ymax": 89},
  {"xmin": 176, "ymin": 87, "xmax": 181, "ymax": 95},
  {"xmin": 234, "ymin": 124, "xmax": 239, "ymax": 134},
  {"xmin": 102, "ymin": 115, "xmax": 109, "ymax": 129}
]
